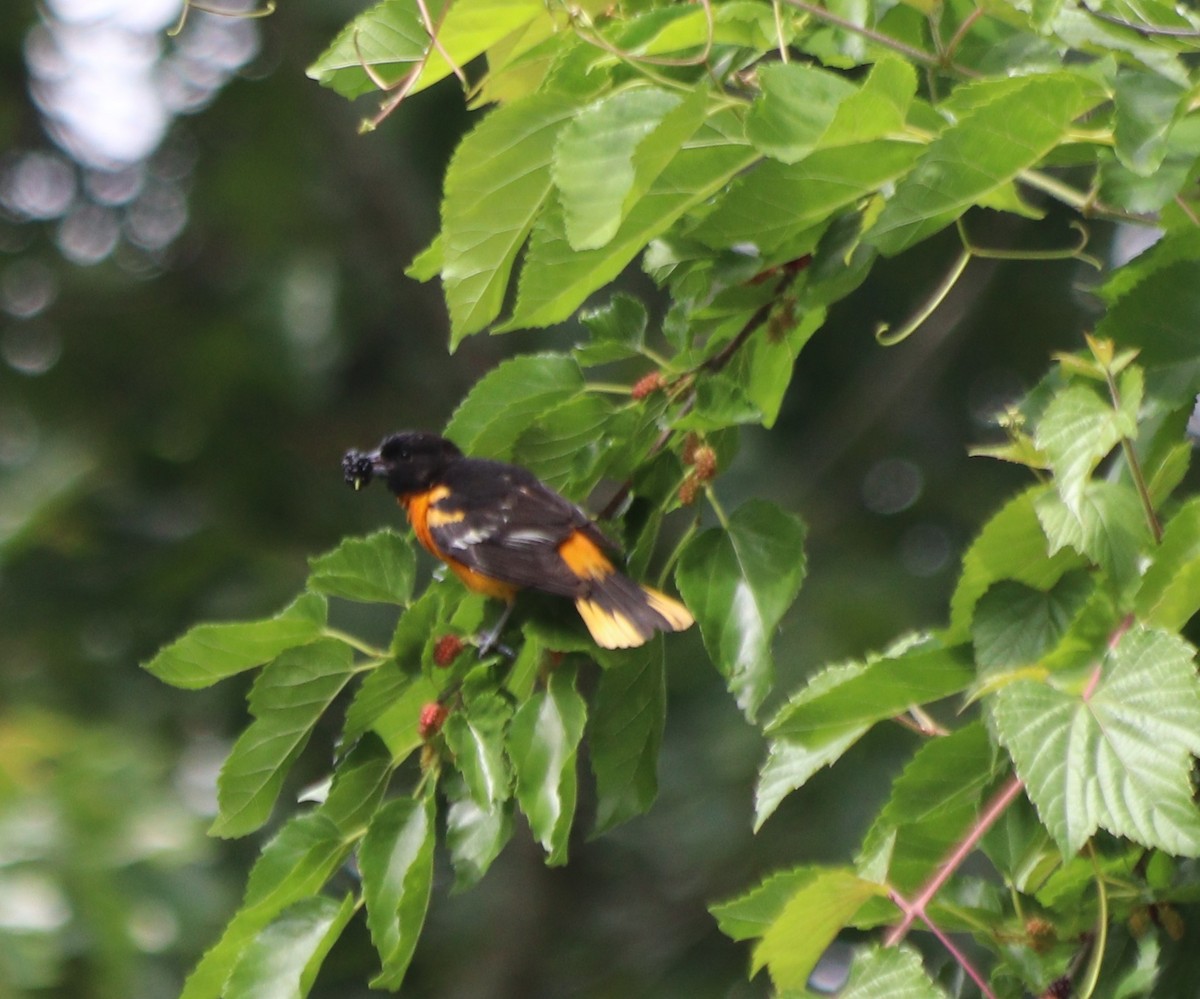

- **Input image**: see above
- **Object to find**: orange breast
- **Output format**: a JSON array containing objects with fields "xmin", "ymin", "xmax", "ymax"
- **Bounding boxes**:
[{"xmin": 401, "ymin": 487, "xmax": 518, "ymax": 602}]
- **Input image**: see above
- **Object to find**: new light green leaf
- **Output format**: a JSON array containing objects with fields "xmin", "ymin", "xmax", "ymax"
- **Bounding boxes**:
[
  {"xmin": 360, "ymin": 795, "xmax": 437, "ymax": 990},
  {"xmin": 745, "ymin": 62, "xmax": 857, "ymax": 163},
  {"xmin": 553, "ymin": 87, "xmax": 695, "ymax": 251},
  {"xmin": 676, "ymin": 499, "xmax": 807, "ymax": 721},
  {"xmin": 440, "ymin": 94, "xmax": 580, "ymax": 345},
  {"xmin": 1113, "ymin": 69, "xmax": 1187, "ymax": 176},
  {"xmin": 947, "ymin": 485, "xmax": 1083, "ymax": 642},
  {"xmin": 213, "ymin": 639, "xmax": 356, "ymax": 838},
  {"xmin": 710, "ymin": 866, "xmax": 821, "ymax": 942},
  {"xmin": 225, "ymin": 894, "xmax": 355, "ymax": 999},
  {"xmin": 1136, "ymin": 498, "xmax": 1200, "ymax": 629},
  {"xmin": 751, "ymin": 868, "xmax": 885, "ymax": 990},
  {"xmin": 757, "ymin": 645, "xmax": 973, "ymax": 827},
  {"xmin": 840, "ymin": 946, "xmax": 948, "ymax": 999},
  {"xmin": 508, "ymin": 667, "xmax": 586, "ymax": 865},
  {"xmin": 589, "ymin": 639, "xmax": 665, "ymax": 834},
  {"xmin": 993, "ymin": 626, "xmax": 1200, "ymax": 857},
  {"xmin": 1034, "ymin": 481, "xmax": 1150, "ymax": 598},
  {"xmin": 181, "ymin": 813, "xmax": 351, "ymax": 999},
  {"xmin": 144, "ymin": 593, "xmax": 327, "ymax": 690},
  {"xmin": 1035, "ymin": 380, "xmax": 1138, "ymax": 515},
  {"xmin": 821, "ymin": 57, "xmax": 917, "ymax": 147},
  {"xmin": 499, "ymin": 111, "xmax": 760, "ymax": 331},
  {"xmin": 307, "ymin": 530, "xmax": 415, "ymax": 605},
  {"xmin": 971, "ymin": 574, "xmax": 1092, "ymax": 672},
  {"xmin": 444, "ymin": 353, "xmax": 585, "ymax": 458},
  {"xmin": 866, "ymin": 73, "xmax": 1096, "ymax": 255}
]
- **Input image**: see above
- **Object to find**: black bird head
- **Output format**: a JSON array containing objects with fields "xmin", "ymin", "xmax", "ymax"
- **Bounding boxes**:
[{"xmin": 343, "ymin": 432, "xmax": 463, "ymax": 497}]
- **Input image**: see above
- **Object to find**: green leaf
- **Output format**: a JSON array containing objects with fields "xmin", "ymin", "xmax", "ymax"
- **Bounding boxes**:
[
  {"xmin": 1035, "ymin": 381, "xmax": 1138, "ymax": 515},
  {"xmin": 143, "ymin": 593, "xmax": 327, "ymax": 690},
  {"xmin": 757, "ymin": 644, "xmax": 973, "ymax": 827},
  {"xmin": 508, "ymin": 666, "xmax": 587, "ymax": 865},
  {"xmin": 443, "ymin": 671, "xmax": 513, "ymax": 807},
  {"xmin": 751, "ymin": 867, "xmax": 885, "ymax": 989},
  {"xmin": 499, "ymin": 111, "xmax": 760, "ymax": 331},
  {"xmin": 225, "ymin": 893, "xmax": 355, "ymax": 999},
  {"xmin": 360, "ymin": 794, "xmax": 437, "ymax": 990},
  {"xmin": 213, "ymin": 640, "xmax": 356, "ymax": 838},
  {"xmin": 866, "ymin": 73, "xmax": 1096, "ymax": 255},
  {"xmin": 745, "ymin": 62, "xmax": 857, "ymax": 163},
  {"xmin": 710, "ymin": 866, "xmax": 820, "ymax": 942},
  {"xmin": 319, "ymin": 739, "xmax": 394, "ymax": 835},
  {"xmin": 1136, "ymin": 498, "xmax": 1200, "ymax": 630},
  {"xmin": 856, "ymin": 722, "xmax": 998, "ymax": 892},
  {"xmin": 181, "ymin": 813, "xmax": 351, "ymax": 999},
  {"xmin": 734, "ymin": 306, "xmax": 826, "ymax": 429},
  {"xmin": 1034, "ymin": 481, "xmax": 1151, "ymax": 597},
  {"xmin": 691, "ymin": 140, "xmax": 922, "ymax": 254},
  {"xmin": 1097, "ymin": 260, "xmax": 1200, "ymax": 366},
  {"xmin": 840, "ymin": 945, "xmax": 948, "ymax": 999},
  {"xmin": 445, "ymin": 787, "xmax": 514, "ymax": 891},
  {"xmin": 574, "ymin": 293, "xmax": 647, "ymax": 366},
  {"xmin": 443, "ymin": 353, "xmax": 585, "ymax": 458},
  {"xmin": 440, "ymin": 94, "xmax": 579, "ymax": 345},
  {"xmin": 673, "ymin": 372, "xmax": 764, "ymax": 431},
  {"xmin": 948, "ymin": 485, "xmax": 1083, "ymax": 642},
  {"xmin": 675, "ymin": 499, "xmax": 807, "ymax": 720},
  {"xmin": 305, "ymin": 0, "xmax": 439, "ymax": 98},
  {"xmin": 589, "ymin": 639, "xmax": 665, "ymax": 834},
  {"xmin": 971, "ymin": 573, "xmax": 1093, "ymax": 672},
  {"xmin": 307, "ymin": 530, "xmax": 416, "ymax": 605},
  {"xmin": 554, "ymin": 87, "xmax": 704, "ymax": 251},
  {"xmin": 1113, "ymin": 69, "xmax": 1187, "ymax": 176},
  {"xmin": 822, "ymin": 57, "xmax": 917, "ymax": 147},
  {"xmin": 992, "ymin": 626, "xmax": 1200, "ymax": 857}
]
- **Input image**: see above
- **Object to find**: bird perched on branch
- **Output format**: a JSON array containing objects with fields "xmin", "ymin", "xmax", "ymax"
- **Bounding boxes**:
[{"xmin": 343, "ymin": 431, "xmax": 693, "ymax": 650}]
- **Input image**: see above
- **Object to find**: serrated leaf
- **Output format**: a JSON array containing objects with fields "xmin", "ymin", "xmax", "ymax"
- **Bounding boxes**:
[
  {"xmin": 1113, "ymin": 69, "xmax": 1187, "ymax": 177},
  {"xmin": 856, "ymin": 722, "xmax": 998, "ymax": 892},
  {"xmin": 971, "ymin": 573, "xmax": 1092, "ymax": 672},
  {"xmin": 866, "ymin": 73, "xmax": 1097, "ymax": 255},
  {"xmin": 1136, "ymin": 498, "xmax": 1200, "ymax": 630},
  {"xmin": 508, "ymin": 666, "xmax": 586, "ymax": 865},
  {"xmin": 553, "ymin": 87, "xmax": 696, "ymax": 251},
  {"xmin": 440, "ymin": 94, "xmax": 579, "ymax": 345},
  {"xmin": 689, "ymin": 140, "xmax": 921, "ymax": 254},
  {"xmin": 214, "ymin": 640, "xmax": 356, "ymax": 838},
  {"xmin": 1034, "ymin": 481, "xmax": 1151, "ymax": 598},
  {"xmin": 443, "ymin": 353, "xmax": 585, "ymax": 459},
  {"xmin": 574, "ymin": 293, "xmax": 647, "ymax": 366},
  {"xmin": 673, "ymin": 372, "xmax": 764, "ymax": 431},
  {"xmin": 360, "ymin": 794, "xmax": 436, "ymax": 990},
  {"xmin": 746, "ymin": 62, "xmax": 857, "ymax": 163},
  {"xmin": 840, "ymin": 946, "xmax": 948, "ymax": 999},
  {"xmin": 225, "ymin": 893, "xmax": 355, "ymax": 999},
  {"xmin": 443, "ymin": 673, "xmax": 512, "ymax": 807},
  {"xmin": 181, "ymin": 813, "xmax": 351, "ymax": 999},
  {"xmin": 305, "ymin": 0, "xmax": 439, "ymax": 98},
  {"xmin": 1035, "ymin": 381, "xmax": 1138, "ymax": 515},
  {"xmin": 143, "ymin": 593, "xmax": 327, "ymax": 690},
  {"xmin": 751, "ymin": 868, "xmax": 885, "ymax": 989},
  {"xmin": 757, "ymin": 645, "xmax": 973, "ymax": 827},
  {"xmin": 676, "ymin": 499, "xmax": 806, "ymax": 720},
  {"xmin": 710, "ymin": 866, "xmax": 820, "ymax": 942},
  {"xmin": 590, "ymin": 639, "xmax": 665, "ymax": 834},
  {"xmin": 1097, "ymin": 260, "xmax": 1200, "ymax": 367},
  {"xmin": 733, "ymin": 306, "xmax": 825, "ymax": 428},
  {"xmin": 319, "ymin": 739, "xmax": 394, "ymax": 835},
  {"xmin": 993, "ymin": 626, "xmax": 1200, "ymax": 857},
  {"xmin": 948, "ymin": 485, "xmax": 1083, "ymax": 642},
  {"xmin": 499, "ymin": 112, "xmax": 760, "ymax": 331},
  {"xmin": 307, "ymin": 530, "xmax": 415, "ymax": 605},
  {"xmin": 821, "ymin": 57, "xmax": 916, "ymax": 147},
  {"xmin": 445, "ymin": 788, "xmax": 514, "ymax": 891},
  {"xmin": 512, "ymin": 393, "xmax": 620, "ymax": 495}
]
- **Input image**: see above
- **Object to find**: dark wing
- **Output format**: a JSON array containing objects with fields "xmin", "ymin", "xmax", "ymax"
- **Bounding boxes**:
[{"xmin": 428, "ymin": 459, "xmax": 610, "ymax": 597}]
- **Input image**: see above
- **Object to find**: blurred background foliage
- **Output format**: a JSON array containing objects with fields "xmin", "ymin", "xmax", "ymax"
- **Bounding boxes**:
[{"xmin": 0, "ymin": 0, "xmax": 1122, "ymax": 996}]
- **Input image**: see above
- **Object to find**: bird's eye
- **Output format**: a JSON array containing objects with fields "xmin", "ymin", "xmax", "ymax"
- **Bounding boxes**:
[{"xmin": 398, "ymin": 447, "xmax": 411, "ymax": 461}]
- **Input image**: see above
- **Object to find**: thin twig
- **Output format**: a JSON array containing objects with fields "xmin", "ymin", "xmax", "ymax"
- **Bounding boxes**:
[
  {"xmin": 1102, "ymin": 365, "xmax": 1163, "ymax": 543},
  {"xmin": 889, "ymin": 891, "xmax": 998, "ymax": 999}
]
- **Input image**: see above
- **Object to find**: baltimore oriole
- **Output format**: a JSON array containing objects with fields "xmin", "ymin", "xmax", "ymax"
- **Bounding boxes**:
[{"xmin": 343, "ymin": 432, "xmax": 694, "ymax": 649}]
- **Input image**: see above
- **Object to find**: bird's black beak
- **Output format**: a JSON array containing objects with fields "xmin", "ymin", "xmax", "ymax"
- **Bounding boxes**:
[{"xmin": 342, "ymin": 448, "xmax": 389, "ymax": 491}]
